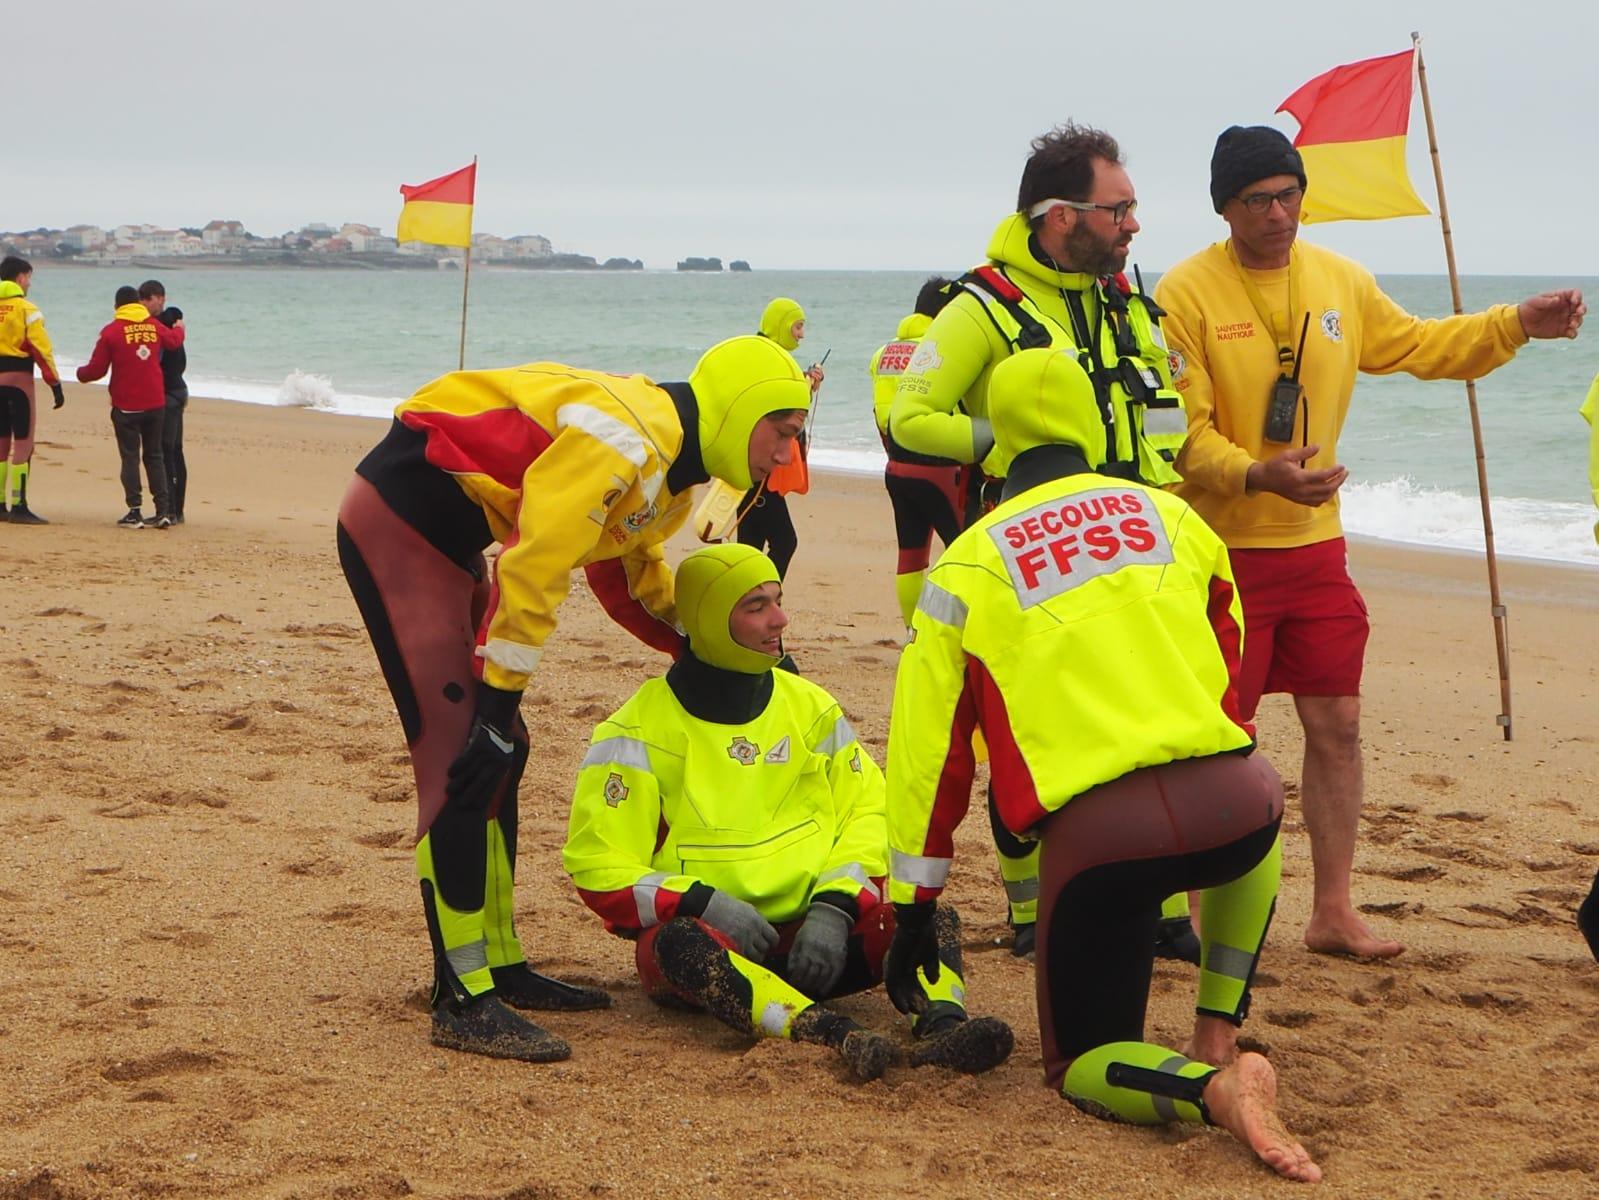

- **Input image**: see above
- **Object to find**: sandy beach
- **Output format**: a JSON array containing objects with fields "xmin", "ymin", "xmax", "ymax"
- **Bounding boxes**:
[{"xmin": 3, "ymin": 385, "xmax": 1598, "ymax": 1199}]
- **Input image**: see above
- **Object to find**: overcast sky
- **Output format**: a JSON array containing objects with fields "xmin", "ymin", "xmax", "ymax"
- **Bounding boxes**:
[{"xmin": 16, "ymin": 0, "xmax": 1597, "ymax": 274}]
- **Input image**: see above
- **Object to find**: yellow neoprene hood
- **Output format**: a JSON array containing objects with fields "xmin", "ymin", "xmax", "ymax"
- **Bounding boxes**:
[
  {"xmin": 759, "ymin": 297, "xmax": 806, "ymax": 351},
  {"xmin": 674, "ymin": 543, "xmax": 782, "ymax": 674},
  {"xmin": 987, "ymin": 347, "xmax": 1107, "ymax": 468},
  {"xmin": 689, "ymin": 334, "xmax": 810, "ymax": 490}
]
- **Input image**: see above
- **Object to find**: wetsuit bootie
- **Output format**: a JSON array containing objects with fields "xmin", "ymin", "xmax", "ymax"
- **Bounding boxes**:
[
  {"xmin": 7, "ymin": 466, "xmax": 47, "ymax": 524},
  {"xmin": 1154, "ymin": 916, "xmax": 1202, "ymax": 965},
  {"xmin": 838, "ymin": 1028, "xmax": 900, "ymax": 1082},
  {"xmin": 490, "ymin": 963, "xmax": 612, "ymax": 1012},
  {"xmin": 1011, "ymin": 920, "xmax": 1037, "ymax": 959},
  {"xmin": 7, "ymin": 502, "xmax": 46, "ymax": 525},
  {"xmin": 429, "ymin": 992, "xmax": 571, "ymax": 1063},
  {"xmin": 909, "ymin": 1012, "xmax": 1014, "ymax": 1075}
]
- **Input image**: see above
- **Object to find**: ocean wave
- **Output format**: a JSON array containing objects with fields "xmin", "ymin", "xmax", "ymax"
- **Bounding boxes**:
[{"xmin": 1340, "ymin": 478, "xmax": 1598, "ymax": 566}]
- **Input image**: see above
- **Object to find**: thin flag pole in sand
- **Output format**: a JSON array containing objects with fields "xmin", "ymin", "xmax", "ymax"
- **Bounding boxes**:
[
  {"xmin": 396, "ymin": 157, "xmax": 479, "ymax": 371},
  {"xmin": 1412, "ymin": 32, "xmax": 1514, "ymax": 740}
]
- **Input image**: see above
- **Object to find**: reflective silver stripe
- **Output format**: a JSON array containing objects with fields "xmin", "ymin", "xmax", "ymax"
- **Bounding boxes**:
[
  {"xmin": 1205, "ymin": 940, "xmax": 1257, "ymax": 982},
  {"xmin": 582, "ymin": 736, "xmax": 652, "ymax": 772},
  {"xmin": 633, "ymin": 871, "xmax": 669, "ymax": 928},
  {"xmin": 891, "ymin": 850, "xmax": 951, "ymax": 889},
  {"xmin": 916, "ymin": 580, "xmax": 968, "ymax": 629},
  {"xmin": 816, "ymin": 715, "xmax": 857, "ymax": 756},
  {"xmin": 818, "ymin": 863, "xmax": 881, "ymax": 902},
  {"xmin": 1003, "ymin": 877, "xmax": 1039, "ymax": 904},
  {"xmin": 1150, "ymin": 1054, "xmax": 1190, "ymax": 1124},
  {"xmin": 477, "ymin": 639, "xmax": 542, "ymax": 676},
  {"xmin": 445, "ymin": 938, "xmax": 488, "ymax": 979},
  {"xmin": 556, "ymin": 402, "xmax": 647, "ymax": 470},
  {"xmin": 1143, "ymin": 407, "xmax": 1188, "ymax": 437}
]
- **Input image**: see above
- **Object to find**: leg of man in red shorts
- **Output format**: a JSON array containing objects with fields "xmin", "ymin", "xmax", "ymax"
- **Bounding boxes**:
[{"xmin": 1229, "ymin": 537, "xmax": 1400, "ymax": 959}]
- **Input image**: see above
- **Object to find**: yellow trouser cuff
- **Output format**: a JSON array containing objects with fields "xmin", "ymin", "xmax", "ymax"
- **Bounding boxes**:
[
  {"xmin": 1197, "ymin": 834, "xmax": 1281, "ymax": 1019},
  {"xmin": 1063, "ymin": 1041, "xmax": 1216, "ymax": 1126},
  {"xmin": 727, "ymin": 953, "xmax": 814, "ymax": 1039},
  {"xmin": 416, "ymin": 834, "xmax": 493, "ymax": 997}
]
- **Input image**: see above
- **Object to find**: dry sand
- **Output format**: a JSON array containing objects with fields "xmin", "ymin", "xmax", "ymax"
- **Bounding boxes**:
[{"xmin": 3, "ymin": 387, "xmax": 1599, "ymax": 1199}]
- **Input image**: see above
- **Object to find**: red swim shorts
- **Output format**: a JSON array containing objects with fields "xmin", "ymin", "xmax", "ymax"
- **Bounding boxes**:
[{"xmin": 1227, "ymin": 537, "xmax": 1369, "ymax": 720}]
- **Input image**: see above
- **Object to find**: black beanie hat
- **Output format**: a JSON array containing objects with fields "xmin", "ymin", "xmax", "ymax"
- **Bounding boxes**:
[{"xmin": 1209, "ymin": 125, "xmax": 1307, "ymax": 214}]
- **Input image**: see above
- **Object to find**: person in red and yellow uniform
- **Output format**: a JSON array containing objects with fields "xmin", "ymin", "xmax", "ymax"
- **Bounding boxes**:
[
  {"xmin": 337, "ymin": 336, "xmax": 814, "ymax": 1062},
  {"xmin": 76, "ymin": 285, "xmax": 185, "ymax": 529},
  {"xmin": 884, "ymin": 346, "xmax": 1320, "ymax": 1183},
  {"xmin": 0, "ymin": 256, "xmax": 65, "ymax": 523},
  {"xmin": 564, "ymin": 543, "xmax": 1012, "ymax": 1080},
  {"xmin": 1156, "ymin": 125, "xmax": 1585, "ymax": 960}
]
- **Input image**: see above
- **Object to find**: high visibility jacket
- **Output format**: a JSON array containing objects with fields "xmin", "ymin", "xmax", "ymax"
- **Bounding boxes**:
[
  {"xmin": 76, "ymin": 303, "xmax": 185, "ymax": 411},
  {"xmin": 871, "ymin": 313, "xmax": 931, "ymax": 438},
  {"xmin": 394, "ymin": 364, "xmax": 693, "ymax": 692},
  {"xmin": 885, "ymin": 469, "xmax": 1252, "ymax": 905},
  {"xmin": 1582, "ymin": 374, "xmax": 1599, "ymax": 545},
  {"xmin": 888, "ymin": 213, "xmax": 1185, "ymax": 483},
  {"xmin": 565, "ymin": 671, "xmax": 887, "ymax": 932},
  {"xmin": 0, "ymin": 282, "xmax": 60, "ymax": 386},
  {"xmin": 1155, "ymin": 239, "xmax": 1527, "ymax": 549}
]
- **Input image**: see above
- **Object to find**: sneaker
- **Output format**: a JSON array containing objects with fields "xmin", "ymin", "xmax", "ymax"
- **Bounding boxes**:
[
  {"xmin": 116, "ymin": 509, "xmax": 146, "ymax": 529},
  {"xmin": 171, "ymin": 513, "xmax": 185, "ymax": 525},
  {"xmin": 151, "ymin": 514, "xmax": 173, "ymax": 530}
]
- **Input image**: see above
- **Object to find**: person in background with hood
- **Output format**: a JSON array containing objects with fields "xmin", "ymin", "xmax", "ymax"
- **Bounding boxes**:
[
  {"xmin": 76, "ymin": 285, "xmax": 185, "ymax": 529},
  {"xmin": 1582, "ymin": 372, "xmax": 1599, "ymax": 546},
  {"xmin": 869, "ymin": 276, "xmax": 965, "ymax": 630},
  {"xmin": 0, "ymin": 256, "xmax": 65, "ymax": 524},
  {"xmin": 735, "ymin": 297, "xmax": 824, "ymax": 578},
  {"xmin": 884, "ymin": 347, "xmax": 1318, "ymax": 1183},
  {"xmin": 336, "ymin": 336, "xmax": 812, "ymax": 1063},
  {"xmin": 564, "ymin": 543, "xmax": 1013, "ymax": 1081},
  {"xmin": 887, "ymin": 132, "xmax": 1198, "ymax": 960}
]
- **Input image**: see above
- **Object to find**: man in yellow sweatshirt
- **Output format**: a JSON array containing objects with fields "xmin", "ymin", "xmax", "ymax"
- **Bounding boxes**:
[{"xmin": 1156, "ymin": 125, "xmax": 1586, "ymax": 959}]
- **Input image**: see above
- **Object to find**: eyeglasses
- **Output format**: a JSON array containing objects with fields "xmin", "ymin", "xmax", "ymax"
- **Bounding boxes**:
[
  {"xmin": 1027, "ymin": 197, "xmax": 1138, "ymax": 227},
  {"xmin": 1236, "ymin": 185, "xmax": 1304, "ymax": 214}
]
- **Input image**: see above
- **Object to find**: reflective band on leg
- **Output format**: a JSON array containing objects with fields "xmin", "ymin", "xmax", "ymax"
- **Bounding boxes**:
[
  {"xmin": 1064, "ymin": 1041, "xmax": 1217, "ymax": 1127},
  {"xmin": 1204, "ymin": 941, "xmax": 1257, "ymax": 982},
  {"xmin": 633, "ymin": 872, "xmax": 669, "ymax": 928},
  {"xmin": 1003, "ymin": 877, "xmax": 1039, "ymax": 904},
  {"xmin": 891, "ymin": 850, "xmax": 951, "ymax": 889},
  {"xmin": 447, "ymin": 938, "xmax": 490, "ymax": 979}
]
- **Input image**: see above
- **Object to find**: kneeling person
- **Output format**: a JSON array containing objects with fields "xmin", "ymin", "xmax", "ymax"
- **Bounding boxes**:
[
  {"xmin": 564, "ymin": 544, "xmax": 1012, "ymax": 1081},
  {"xmin": 884, "ymin": 349, "xmax": 1319, "ymax": 1182}
]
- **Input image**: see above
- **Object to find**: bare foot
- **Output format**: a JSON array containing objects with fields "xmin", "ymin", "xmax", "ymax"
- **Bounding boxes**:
[
  {"xmin": 1204, "ymin": 1052, "xmax": 1322, "ymax": 1183},
  {"xmin": 1183, "ymin": 1014, "xmax": 1239, "ymax": 1067},
  {"xmin": 1303, "ymin": 912, "xmax": 1405, "ymax": 959}
]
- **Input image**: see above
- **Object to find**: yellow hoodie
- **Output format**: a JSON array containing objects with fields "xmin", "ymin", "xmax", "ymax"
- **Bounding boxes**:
[{"xmin": 0, "ymin": 281, "xmax": 61, "ymax": 386}]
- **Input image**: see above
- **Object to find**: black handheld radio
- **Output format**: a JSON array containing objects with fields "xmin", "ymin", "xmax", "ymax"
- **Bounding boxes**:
[{"xmin": 1264, "ymin": 313, "xmax": 1312, "ymax": 444}]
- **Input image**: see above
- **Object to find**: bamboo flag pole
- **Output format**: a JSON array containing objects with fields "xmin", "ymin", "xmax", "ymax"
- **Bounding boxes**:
[
  {"xmin": 1411, "ymin": 32, "xmax": 1513, "ymax": 740},
  {"xmin": 457, "ymin": 154, "xmax": 478, "ymax": 371}
]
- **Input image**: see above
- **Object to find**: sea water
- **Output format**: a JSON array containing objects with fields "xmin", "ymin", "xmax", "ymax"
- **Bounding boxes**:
[{"xmin": 33, "ymin": 265, "xmax": 1599, "ymax": 566}]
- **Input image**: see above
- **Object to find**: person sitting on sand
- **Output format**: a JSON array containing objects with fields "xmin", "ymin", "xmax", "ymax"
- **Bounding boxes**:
[
  {"xmin": 882, "ymin": 347, "xmax": 1320, "ymax": 1182},
  {"xmin": 562, "ymin": 543, "xmax": 1014, "ymax": 1081},
  {"xmin": 337, "ymin": 337, "xmax": 812, "ymax": 1064}
]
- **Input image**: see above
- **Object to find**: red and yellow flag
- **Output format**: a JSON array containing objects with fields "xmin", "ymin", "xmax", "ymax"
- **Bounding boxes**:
[
  {"xmin": 1278, "ymin": 50, "xmax": 1430, "ymax": 224},
  {"xmin": 396, "ymin": 162, "xmax": 476, "ymax": 248}
]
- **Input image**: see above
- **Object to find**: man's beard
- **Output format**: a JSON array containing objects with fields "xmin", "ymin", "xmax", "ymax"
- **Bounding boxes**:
[{"xmin": 1063, "ymin": 224, "xmax": 1128, "ymax": 277}]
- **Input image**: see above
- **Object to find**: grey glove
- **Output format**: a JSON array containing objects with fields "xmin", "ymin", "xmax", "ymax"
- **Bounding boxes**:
[
  {"xmin": 787, "ymin": 902, "xmax": 852, "ymax": 997},
  {"xmin": 701, "ymin": 890, "xmax": 779, "ymax": 961}
]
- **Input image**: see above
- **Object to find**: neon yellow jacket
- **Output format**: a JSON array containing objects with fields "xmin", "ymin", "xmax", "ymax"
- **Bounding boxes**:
[
  {"xmin": 0, "ymin": 281, "xmax": 61, "ymax": 386},
  {"xmin": 564, "ymin": 672, "xmax": 887, "ymax": 932},
  {"xmin": 395, "ymin": 364, "xmax": 691, "ymax": 691},
  {"xmin": 887, "ymin": 213, "xmax": 1184, "ymax": 482},
  {"xmin": 870, "ymin": 313, "xmax": 932, "ymax": 437},
  {"xmin": 1583, "ymin": 374, "xmax": 1599, "ymax": 545},
  {"xmin": 1155, "ymin": 240, "xmax": 1527, "ymax": 549},
  {"xmin": 885, "ymin": 469, "xmax": 1251, "ymax": 905}
]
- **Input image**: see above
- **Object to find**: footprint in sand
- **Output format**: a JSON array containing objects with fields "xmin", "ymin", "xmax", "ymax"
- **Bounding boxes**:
[
  {"xmin": 100, "ymin": 1049, "xmax": 219, "ymax": 1083},
  {"xmin": 1409, "ymin": 772, "xmax": 1456, "ymax": 790},
  {"xmin": 355, "ymin": 830, "xmax": 407, "ymax": 850}
]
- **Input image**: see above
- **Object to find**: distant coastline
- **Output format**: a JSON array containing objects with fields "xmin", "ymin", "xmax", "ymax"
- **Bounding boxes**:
[{"xmin": 41, "ymin": 253, "xmax": 654, "ymax": 272}]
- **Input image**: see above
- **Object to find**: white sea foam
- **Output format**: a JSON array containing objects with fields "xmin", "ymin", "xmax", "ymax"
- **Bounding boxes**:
[{"xmin": 1340, "ymin": 478, "xmax": 1598, "ymax": 566}]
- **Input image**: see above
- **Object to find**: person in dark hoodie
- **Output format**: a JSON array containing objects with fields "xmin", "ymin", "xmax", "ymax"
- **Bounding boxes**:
[
  {"xmin": 76, "ymin": 285, "xmax": 185, "ymax": 528},
  {"xmin": 138, "ymin": 280, "xmax": 189, "ymax": 524},
  {"xmin": 563, "ymin": 543, "xmax": 1013, "ymax": 1081}
]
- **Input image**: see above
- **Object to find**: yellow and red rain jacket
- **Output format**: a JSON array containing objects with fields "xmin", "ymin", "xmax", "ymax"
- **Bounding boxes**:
[
  {"xmin": 394, "ymin": 363, "xmax": 693, "ymax": 693},
  {"xmin": 885, "ymin": 470, "xmax": 1253, "ymax": 905},
  {"xmin": 564, "ymin": 671, "xmax": 887, "ymax": 932},
  {"xmin": 0, "ymin": 281, "xmax": 61, "ymax": 386}
]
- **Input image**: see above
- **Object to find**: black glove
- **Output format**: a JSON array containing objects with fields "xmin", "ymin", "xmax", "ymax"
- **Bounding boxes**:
[
  {"xmin": 444, "ymin": 683, "xmax": 522, "ymax": 811},
  {"xmin": 883, "ymin": 901, "xmax": 940, "ymax": 1014},
  {"xmin": 51, "ymin": 383, "xmax": 65, "ymax": 410},
  {"xmin": 787, "ymin": 902, "xmax": 852, "ymax": 996}
]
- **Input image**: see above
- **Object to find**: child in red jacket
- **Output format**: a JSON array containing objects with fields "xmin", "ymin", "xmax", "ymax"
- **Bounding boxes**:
[{"xmin": 77, "ymin": 285, "xmax": 185, "ymax": 528}]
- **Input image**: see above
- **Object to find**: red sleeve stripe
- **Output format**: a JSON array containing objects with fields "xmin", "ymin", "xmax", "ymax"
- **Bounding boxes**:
[
  {"xmin": 1206, "ymin": 575, "xmax": 1251, "ymax": 737},
  {"xmin": 22, "ymin": 337, "xmax": 58, "ymax": 387},
  {"xmin": 915, "ymin": 665, "xmax": 979, "ymax": 903},
  {"xmin": 967, "ymin": 655, "xmax": 1047, "ymax": 834},
  {"xmin": 584, "ymin": 559, "xmax": 682, "ymax": 655}
]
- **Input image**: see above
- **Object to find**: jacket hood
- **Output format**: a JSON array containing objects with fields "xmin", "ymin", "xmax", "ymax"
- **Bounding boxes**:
[
  {"xmin": 113, "ymin": 303, "xmax": 151, "ymax": 322},
  {"xmin": 0, "ymin": 281, "xmax": 22, "ymax": 299},
  {"xmin": 986, "ymin": 212, "xmax": 1097, "ymax": 291},
  {"xmin": 759, "ymin": 297, "xmax": 806, "ymax": 351},
  {"xmin": 987, "ymin": 347, "xmax": 1106, "ymax": 468},
  {"xmin": 688, "ymin": 335, "xmax": 810, "ymax": 490},
  {"xmin": 895, "ymin": 313, "xmax": 932, "ymax": 340},
  {"xmin": 674, "ymin": 544, "xmax": 782, "ymax": 674}
]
